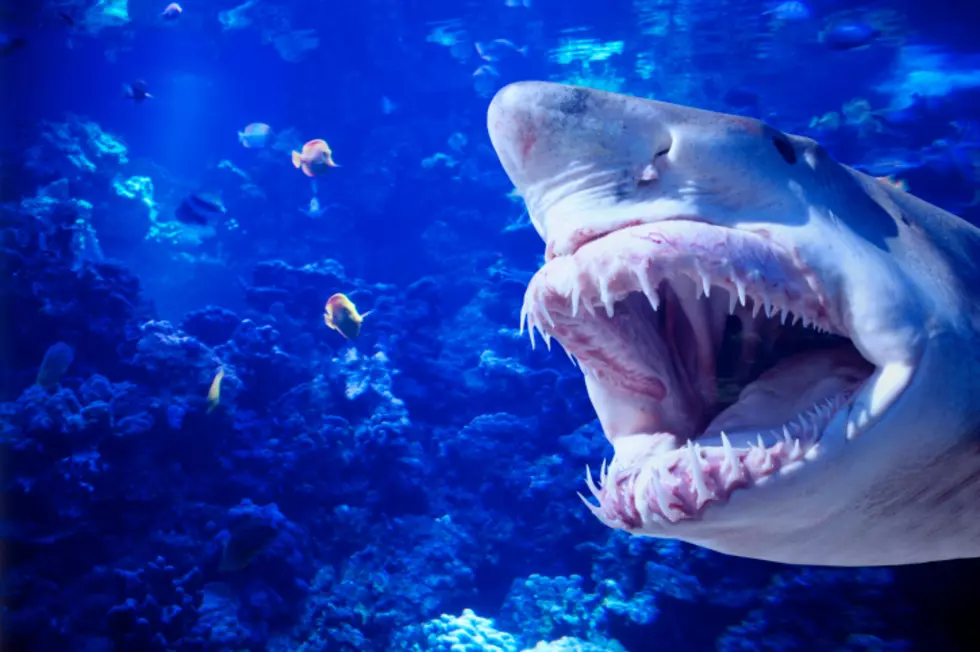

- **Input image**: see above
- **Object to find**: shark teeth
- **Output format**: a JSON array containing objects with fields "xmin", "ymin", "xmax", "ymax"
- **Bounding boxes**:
[
  {"xmin": 519, "ymin": 233, "xmax": 841, "ymax": 349},
  {"xmin": 578, "ymin": 396, "xmax": 845, "ymax": 530}
]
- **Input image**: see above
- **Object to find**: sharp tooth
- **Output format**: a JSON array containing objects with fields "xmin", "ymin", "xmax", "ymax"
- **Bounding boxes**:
[
  {"xmin": 540, "ymin": 304, "xmax": 555, "ymax": 328},
  {"xmin": 802, "ymin": 314, "xmax": 811, "ymax": 329},
  {"xmin": 599, "ymin": 278, "xmax": 614, "ymax": 317},
  {"xmin": 763, "ymin": 448, "xmax": 773, "ymax": 472},
  {"xmin": 751, "ymin": 298, "xmax": 761, "ymax": 319},
  {"xmin": 577, "ymin": 492, "xmax": 605, "ymax": 519},
  {"xmin": 686, "ymin": 441, "xmax": 711, "ymax": 506},
  {"xmin": 528, "ymin": 318, "xmax": 537, "ymax": 349},
  {"xmin": 570, "ymin": 283, "xmax": 581, "ymax": 319},
  {"xmin": 780, "ymin": 309, "xmax": 789, "ymax": 325},
  {"xmin": 632, "ymin": 463, "xmax": 656, "ymax": 522},
  {"xmin": 791, "ymin": 439, "xmax": 803, "ymax": 460},
  {"xmin": 519, "ymin": 302, "xmax": 528, "ymax": 335},
  {"xmin": 635, "ymin": 269, "xmax": 661, "ymax": 311},
  {"xmin": 728, "ymin": 291, "xmax": 737, "ymax": 314},
  {"xmin": 543, "ymin": 331, "xmax": 552, "ymax": 351},
  {"xmin": 763, "ymin": 296, "xmax": 774, "ymax": 318},
  {"xmin": 782, "ymin": 425, "xmax": 792, "ymax": 444},
  {"xmin": 735, "ymin": 280, "xmax": 747, "ymax": 307},
  {"xmin": 720, "ymin": 431, "xmax": 738, "ymax": 472},
  {"xmin": 693, "ymin": 260, "xmax": 711, "ymax": 298},
  {"xmin": 756, "ymin": 434, "xmax": 765, "ymax": 449},
  {"xmin": 582, "ymin": 299, "xmax": 596, "ymax": 317},
  {"xmin": 564, "ymin": 348, "xmax": 577, "ymax": 367},
  {"xmin": 602, "ymin": 296, "xmax": 615, "ymax": 318},
  {"xmin": 600, "ymin": 458, "xmax": 608, "ymax": 487},
  {"xmin": 585, "ymin": 465, "xmax": 601, "ymax": 499},
  {"xmin": 651, "ymin": 467, "xmax": 675, "ymax": 517}
]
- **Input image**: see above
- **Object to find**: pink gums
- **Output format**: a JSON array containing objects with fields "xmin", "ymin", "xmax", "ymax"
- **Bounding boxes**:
[
  {"xmin": 584, "ymin": 393, "xmax": 846, "ymax": 530},
  {"xmin": 524, "ymin": 220, "xmax": 841, "ymax": 346}
]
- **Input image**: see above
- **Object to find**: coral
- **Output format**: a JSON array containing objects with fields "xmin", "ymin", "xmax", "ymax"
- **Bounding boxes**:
[
  {"xmin": 523, "ymin": 638, "xmax": 628, "ymax": 652},
  {"xmin": 392, "ymin": 608, "xmax": 518, "ymax": 652}
]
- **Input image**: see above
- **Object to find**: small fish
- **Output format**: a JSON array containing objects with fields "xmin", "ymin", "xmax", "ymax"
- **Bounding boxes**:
[
  {"xmin": 823, "ymin": 22, "xmax": 879, "ymax": 50},
  {"xmin": 291, "ymin": 139, "xmax": 338, "ymax": 177},
  {"xmin": 475, "ymin": 39, "xmax": 527, "ymax": 62},
  {"xmin": 239, "ymin": 123, "xmax": 272, "ymax": 149},
  {"xmin": 763, "ymin": 1, "xmax": 811, "ymax": 21},
  {"xmin": 161, "ymin": 3, "xmax": 182, "ymax": 20},
  {"xmin": 175, "ymin": 191, "xmax": 226, "ymax": 226},
  {"xmin": 309, "ymin": 196, "xmax": 321, "ymax": 213},
  {"xmin": 207, "ymin": 367, "xmax": 224, "ymax": 413},
  {"xmin": 875, "ymin": 176, "xmax": 908, "ymax": 192},
  {"xmin": 124, "ymin": 79, "xmax": 152, "ymax": 102},
  {"xmin": 473, "ymin": 64, "xmax": 501, "ymax": 97},
  {"xmin": 57, "ymin": 11, "xmax": 76, "ymax": 26},
  {"xmin": 36, "ymin": 342, "xmax": 74, "ymax": 390},
  {"xmin": 809, "ymin": 111, "xmax": 841, "ymax": 130},
  {"xmin": 504, "ymin": 0, "xmax": 532, "ymax": 7},
  {"xmin": 324, "ymin": 293, "xmax": 371, "ymax": 340}
]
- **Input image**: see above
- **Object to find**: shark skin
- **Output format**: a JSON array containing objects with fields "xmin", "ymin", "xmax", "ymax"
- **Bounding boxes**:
[{"xmin": 487, "ymin": 81, "xmax": 980, "ymax": 567}]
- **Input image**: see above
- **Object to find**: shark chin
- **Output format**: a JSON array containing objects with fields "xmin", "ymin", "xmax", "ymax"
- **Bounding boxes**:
[{"xmin": 487, "ymin": 81, "xmax": 980, "ymax": 567}]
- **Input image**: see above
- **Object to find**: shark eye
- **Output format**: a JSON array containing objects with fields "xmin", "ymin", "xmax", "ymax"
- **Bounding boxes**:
[{"xmin": 772, "ymin": 133, "xmax": 797, "ymax": 165}]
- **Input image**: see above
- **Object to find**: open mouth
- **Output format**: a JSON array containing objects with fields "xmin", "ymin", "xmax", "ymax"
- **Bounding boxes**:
[{"xmin": 521, "ymin": 219, "xmax": 882, "ymax": 530}]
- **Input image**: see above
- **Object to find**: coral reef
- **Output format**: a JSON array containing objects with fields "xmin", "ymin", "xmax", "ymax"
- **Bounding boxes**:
[{"xmin": 0, "ymin": 181, "xmax": 933, "ymax": 651}]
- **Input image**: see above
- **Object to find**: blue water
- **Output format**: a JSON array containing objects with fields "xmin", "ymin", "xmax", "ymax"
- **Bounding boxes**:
[{"xmin": 2, "ymin": 1, "xmax": 980, "ymax": 650}]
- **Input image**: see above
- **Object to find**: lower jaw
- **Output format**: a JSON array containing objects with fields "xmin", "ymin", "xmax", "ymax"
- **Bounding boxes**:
[{"xmin": 580, "ymin": 382, "xmax": 857, "ymax": 530}]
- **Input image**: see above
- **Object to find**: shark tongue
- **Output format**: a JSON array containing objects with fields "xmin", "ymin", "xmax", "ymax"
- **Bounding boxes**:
[{"xmin": 703, "ymin": 346, "xmax": 872, "ymax": 437}]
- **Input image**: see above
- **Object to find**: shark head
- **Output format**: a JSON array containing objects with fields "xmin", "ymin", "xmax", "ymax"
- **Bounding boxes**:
[{"xmin": 488, "ymin": 81, "xmax": 980, "ymax": 566}]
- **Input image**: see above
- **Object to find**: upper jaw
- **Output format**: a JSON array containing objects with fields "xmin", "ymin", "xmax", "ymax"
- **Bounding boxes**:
[{"xmin": 522, "ymin": 218, "xmax": 848, "ymax": 437}]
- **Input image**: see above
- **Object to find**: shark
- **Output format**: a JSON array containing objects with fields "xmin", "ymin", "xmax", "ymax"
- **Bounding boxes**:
[{"xmin": 486, "ymin": 81, "xmax": 980, "ymax": 567}]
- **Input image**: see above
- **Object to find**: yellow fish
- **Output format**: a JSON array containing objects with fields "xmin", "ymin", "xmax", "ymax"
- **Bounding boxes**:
[
  {"xmin": 291, "ymin": 139, "xmax": 338, "ymax": 177},
  {"xmin": 324, "ymin": 293, "xmax": 371, "ymax": 340},
  {"xmin": 207, "ymin": 367, "xmax": 224, "ymax": 413}
]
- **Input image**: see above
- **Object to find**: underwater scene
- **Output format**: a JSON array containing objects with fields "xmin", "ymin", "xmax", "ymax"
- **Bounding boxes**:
[{"xmin": 3, "ymin": 0, "xmax": 980, "ymax": 650}]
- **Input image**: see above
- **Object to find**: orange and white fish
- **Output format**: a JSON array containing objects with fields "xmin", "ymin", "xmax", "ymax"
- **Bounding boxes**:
[
  {"xmin": 161, "ymin": 3, "xmax": 182, "ymax": 20},
  {"xmin": 875, "ymin": 175, "xmax": 908, "ymax": 192},
  {"xmin": 291, "ymin": 139, "xmax": 338, "ymax": 177},
  {"xmin": 324, "ymin": 293, "xmax": 371, "ymax": 340}
]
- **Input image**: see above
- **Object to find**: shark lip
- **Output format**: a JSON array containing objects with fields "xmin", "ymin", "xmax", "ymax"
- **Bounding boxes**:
[{"xmin": 521, "ymin": 218, "xmax": 896, "ymax": 530}]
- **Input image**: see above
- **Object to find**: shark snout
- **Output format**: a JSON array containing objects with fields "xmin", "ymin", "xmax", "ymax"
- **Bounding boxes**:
[
  {"xmin": 488, "ymin": 82, "xmax": 679, "ymax": 251},
  {"xmin": 487, "ymin": 82, "xmax": 570, "ymax": 181}
]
